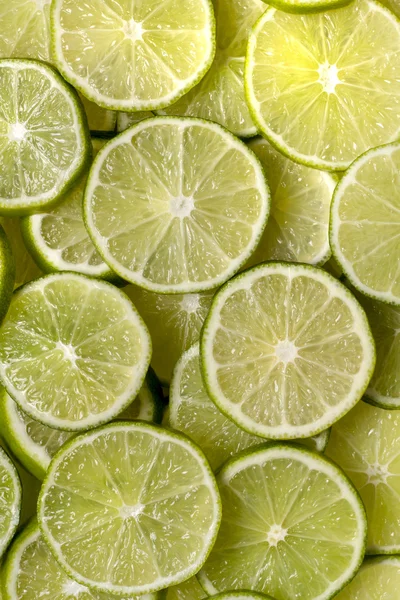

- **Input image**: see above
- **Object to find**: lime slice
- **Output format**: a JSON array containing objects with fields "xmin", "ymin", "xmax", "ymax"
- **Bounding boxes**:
[
  {"xmin": 21, "ymin": 139, "xmax": 116, "ymax": 279},
  {"xmin": 201, "ymin": 262, "xmax": 375, "ymax": 439},
  {"xmin": 167, "ymin": 576, "xmax": 208, "ymax": 600},
  {"xmin": 245, "ymin": 0, "xmax": 400, "ymax": 171},
  {"xmin": 84, "ymin": 117, "xmax": 270, "ymax": 293},
  {"xmin": 380, "ymin": 0, "xmax": 400, "ymax": 16},
  {"xmin": 158, "ymin": 0, "xmax": 265, "ymax": 137},
  {"xmin": 0, "ymin": 273, "xmax": 151, "ymax": 431},
  {"xmin": 38, "ymin": 422, "xmax": 221, "ymax": 595},
  {"xmin": 209, "ymin": 594, "xmax": 274, "ymax": 600},
  {"xmin": 0, "ymin": 445, "xmax": 21, "ymax": 559},
  {"xmin": 0, "ymin": 0, "xmax": 51, "ymax": 62},
  {"xmin": 198, "ymin": 444, "xmax": 366, "ymax": 599},
  {"xmin": 334, "ymin": 556, "xmax": 400, "ymax": 599},
  {"xmin": 1, "ymin": 520, "xmax": 163, "ymax": 600},
  {"xmin": 330, "ymin": 142, "xmax": 400, "ymax": 305},
  {"xmin": 125, "ymin": 285, "xmax": 214, "ymax": 385},
  {"xmin": 51, "ymin": 0, "xmax": 216, "ymax": 111},
  {"xmin": 0, "ymin": 218, "xmax": 41, "ymax": 288},
  {"xmin": 265, "ymin": 0, "xmax": 351, "ymax": 14},
  {"xmin": 0, "ymin": 224, "xmax": 15, "ymax": 323},
  {"xmin": 326, "ymin": 399, "xmax": 400, "ymax": 554},
  {"xmin": 78, "ymin": 93, "xmax": 117, "ymax": 133},
  {"xmin": 117, "ymin": 111, "xmax": 155, "ymax": 133},
  {"xmin": 246, "ymin": 138, "xmax": 334, "ymax": 266},
  {"xmin": 0, "ymin": 59, "xmax": 90, "ymax": 215}
]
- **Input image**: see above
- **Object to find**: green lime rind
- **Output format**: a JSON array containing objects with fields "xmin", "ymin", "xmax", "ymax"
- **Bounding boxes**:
[
  {"xmin": 333, "ymin": 555, "xmax": 400, "ymax": 599},
  {"xmin": 38, "ymin": 421, "xmax": 222, "ymax": 596},
  {"xmin": 117, "ymin": 111, "xmax": 155, "ymax": 132},
  {"xmin": 78, "ymin": 92, "xmax": 117, "ymax": 132},
  {"xmin": 260, "ymin": 0, "xmax": 352, "ymax": 14},
  {"xmin": 0, "ymin": 224, "xmax": 15, "ymax": 323},
  {"xmin": 0, "ymin": 445, "xmax": 21, "ymax": 560},
  {"xmin": 0, "ymin": 59, "xmax": 91, "ymax": 216},
  {"xmin": 209, "ymin": 593, "xmax": 275, "ymax": 599},
  {"xmin": 198, "ymin": 443, "xmax": 367, "ymax": 600},
  {"xmin": 200, "ymin": 261, "xmax": 376, "ymax": 440}
]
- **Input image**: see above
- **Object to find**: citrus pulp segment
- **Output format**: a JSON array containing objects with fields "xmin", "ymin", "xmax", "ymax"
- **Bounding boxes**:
[
  {"xmin": 0, "ymin": 218, "xmax": 41, "ymax": 288},
  {"xmin": 125, "ymin": 285, "xmax": 214, "ymax": 384},
  {"xmin": 158, "ymin": 0, "xmax": 266, "ymax": 137},
  {"xmin": 1, "ymin": 520, "xmax": 163, "ymax": 600},
  {"xmin": 0, "ymin": 0, "xmax": 51, "ymax": 62},
  {"xmin": 0, "ymin": 225, "xmax": 15, "ymax": 323},
  {"xmin": 330, "ymin": 143, "xmax": 400, "ymax": 305},
  {"xmin": 201, "ymin": 262, "xmax": 375, "ymax": 439},
  {"xmin": 38, "ymin": 422, "xmax": 222, "ymax": 595},
  {"xmin": 247, "ymin": 138, "xmax": 334, "ymax": 266},
  {"xmin": 84, "ymin": 117, "xmax": 270, "ymax": 293},
  {"xmin": 326, "ymin": 400, "xmax": 400, "ymax": 554},
  {"xmin": 166, "ymin": 576, "xmax": 208, "ymax": 600},
  {"xmin": 245, "ymin": 0, "xmax": 400, "ymax": 171},
  {"xmin": 21, "ymin": 139, "xmax": 116, "ymax": 279},
  {"xmin": 199, "ymin": 444, "xmax": 366, "ymax": 600},
  {"xmin": 78, "ymin": 93, "xmax": 117, "ymax": 133},
  {"xmin": 333, "ymin": 556, "xmax": 400, "ymax": 599},
  {"xmin": 0, "ymin": 59, "xmax": 90, "ymax": 215},
  {"xmin": 117, "ymin": 111, "xmax": 155, "ymax": 132},
  {"xmin": 51, "ymin": 0, "xmax": 216, "ymax": 111},
  {"xmin": 0, "ymin": 273, "xmax": 152, "ymax": 431},
  {"xmin": 0, "ymin": 445, "xmax": 21, "ymax": 559}
]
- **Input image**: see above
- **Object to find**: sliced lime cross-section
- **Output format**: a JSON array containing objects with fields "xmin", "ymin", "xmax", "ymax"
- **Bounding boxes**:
[
  {"xmin": 0, "ymin": 224, "xmax": 15, "ymax": 323},
  {"xmin": 0, "ymin": 445, "xmax": 21, "ymax": 559},
  {"xmin": 117, "ymin": 111, "xmax": 155, "ymax": 132},
  {"xmin": 167, "ymin": 576, "xmax": 208, "ymax": 600},
  {"xmin": 0, "ymin": 0, "xmax": 51, "ymax": 62},
  {"xmin": 334, "ymin": 556, "xmax": 400, "ymax": 599}
]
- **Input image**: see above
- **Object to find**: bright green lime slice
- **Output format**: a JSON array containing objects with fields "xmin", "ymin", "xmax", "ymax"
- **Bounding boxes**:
[
  {"xmin": 158, "ymin": 0, "xmax": 265, "ymax": 137},
  {"xmin": 0, "ymin": 224, "xmax": 14, "ymax": 323},
  {"xmin": 199, "ymin": 444, "xmax": 366, "ymax": 599},
  {"xmin": 326, "ymin": 399, "xmax": 400, "ymax": 554},
  {"xmin": 38, "ymin": 422, "xmax": 221, "ymax": 595},
  {"xmin": 0, "ymin": 218, "xmax": 41, "ymax": 288},
  {"xmin": 330, "ymin": 142, "xmax": 400, "ymax": 305},
  {"xmin": 0, "ymin": 0, "xmax": 51, "ymax": 62},
  {"xmin": 51, "ymin": 0, "xmax": 216, "ymax": 111},
  {"xmin": 78, "ymin": 92, "xmax": 117, "ymax": 132},
  {"xmin": 125, "ymin": 285, "xmax": 214, "ymax": 385},
  {"xmin": 167, "ymin": 576, "xmax": 207, "ymax": 600},
  {"xmin": 117, "ymin": 111, "xmax": 155, "ymax": 132},
  {"xmin": 247, "ymin": 138, "xmax": 334, "ymax": 266},
  {"xmin": 0, "ymin": 445, "xmax": 21, "ymax": 559},
  {"xmin": 84, "ymin": 117, "xmax": 269, "ymax": 293},
  {"xmin": 21, "ymin": 139, "xmax": 115, "ymax": 279},
  {"xmin": 245, "ymin": 0, "xmax": 400, "ymax": 171},
  {"xmin": 1, "ymin": 520, "xmax": 163, "ymax": 600},
  {"xmin": 201, "ymin": 262, "xmax": 375, "ymax": 439},
  {"xmin": 334, "ymin": 556, "xmax": 400, "ymax": 599},
  {"xmin": 210, "ymin": 594, "xmax": 275, "ymax": 600},
  {"xmin": 0, "ymin": 273, "xmax": 151, "ymax": 431}
]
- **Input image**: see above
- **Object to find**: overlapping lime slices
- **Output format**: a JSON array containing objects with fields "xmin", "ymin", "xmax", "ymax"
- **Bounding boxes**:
[
  {"xmin": 245, "ymin": 0, "xmax": 400, "ymax": 171},
  {"xmin": 0, "ymin": 445, "xmax": 21, "ymax": 559},
  {"xmin": 0, "ymin": 224, "xmax": 14, "ymax": 323},
  {"xmin": 334, "ymin": 556, "xmax": 400, "ymax": 599},
  {"xmin": 85, "ymin": 117, "xmax": 269, "ymax": 293},
  {"xmin": 0, "ymin": 218, "xmax": 41, "ymax": 289}
]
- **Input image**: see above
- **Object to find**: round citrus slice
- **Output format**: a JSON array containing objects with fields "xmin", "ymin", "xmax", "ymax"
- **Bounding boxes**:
[
  {"xmin": 201, "ymin": 262, "xmax": 375, "ymax": 439},
  {"xmin": 0, "ymin": 218, "xmax": 41, "ymax": 288},
  {"xmin": 51, "ymin": 0, "xmax": 216, "ymax": 111},
  {"xmin": 245, "ymin": 0, "xmax": 400, "ymax": 171},
  {"xmin": 78, "ymin": 92, "xmax": 117, "ymax": 133},
  {"xmin": 117, "ymin": 111, "xmax": 155, "ymax": 132},
  {"xmin": 21, "ymin": 139, "xmax": 116, "ymax": 279},
  {"xmin": 198, "ymin": 444, "xmax": 366, "ymax": 599},
  {"xmin": 326, "ymin": 400, "xmax": 400, "ymax": 554},
  {"xmin": 167, "ymin": 576, "xmax": 207, "ymax": 600},
  {"xmin": 334, "ymin": 556, "xmax": 400, "ymax": 599},
  {"xmin": 0, "ymin": 59, "xmax": 90, "ymax": 215},
  {"xmin": 330, "ymin": 143, "xmax": 400, "ymax": 305},
  {"xmin": 0, "ymin": 224, "xmax": 15, "ymax": 323},
  {"xmin": 84, "ymin": 117, "xmax": 269, "ymax": 293},
  {"xmin": 1, "ymin": 520, "xmax": 163, "ymax": 600},
  {"xmin": 247, "ymin": 138, "xmax": 334, "ymax": 266},
  {"xmin": 158, "ymin": 0, "xmax": 265, "ymax": 137},
  {"xmin": 0, "ymin": 273, "xmax": 151, "ymax": 431},
  {"xmin": 0, "ymin": 445, "xmax": 21, "ymax": 559},
  {"xmin": 38, "ymin": 422, "xmax": 222, "ymax": 595},
  {"xmin": 0, "ymin": 0, "xmax": 51, "ymax": 62}
]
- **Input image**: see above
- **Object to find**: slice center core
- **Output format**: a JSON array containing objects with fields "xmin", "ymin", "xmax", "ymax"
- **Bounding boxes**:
[
  {"xmin": 120, "ymin": 503, "xmax": 145, "ymax": 519},
  {"xmin": 318, "ymin": 62, "xmax": 340, "ymax": 94},
  {"xmin": 62, "ymin": 579, "xmax": 88, "ymax": 595},
  {"xmin": 275, "ymin": 340, "xmax": 297, "ymax": 364},
  {"xmin": 266, "ymin": 524, "xmax": 287, "ymax": 547},
  {"xmin": 170, "ymin": 195, "xmax": 194, "ymax": 218},
  {"xmin": 123, "ymin": 19, "xmax": 144, "ymax": 42},
  {"xmin": 9, "ymin": 123, "xmax": 27, "ymax": 142},
  {"xmin": 367, "ymin": 461, "xmax": 389, "ymax": 485},
  {"xmin": 180, "ymin": 293, "xmax": 201, "ymax": 313},
  {"xmin": 56, "ymin": 341, "xmax": 78, "ymax": 365}
]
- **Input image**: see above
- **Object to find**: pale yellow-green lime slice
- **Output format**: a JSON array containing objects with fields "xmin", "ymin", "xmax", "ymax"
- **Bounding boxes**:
[
  {"xmin": 0, "ymin": 445, "xmax": 21, "ymax": 559},
  {"xmin": 159, "ymin": 0, "xmax": 265, "ymax": 137},
  {"xmin": 326, "ymin": 399, "xmax": 400, "ymax": 554},
  {"xmin": 209, "ymin": 593, "xmax": 274, "ymax": 599},
  {"xmin": 0, "ymin": 0, "xmax": 51, "ymax": 62},
  {"xmin": 117, "ymin": 111, "xmax": 155, "ymax": 132},
  {"xmin": 78, "ymin": 92, "xmax": 117, "ymax": 133},
  {"xmin": 0, "ymin": 224, "xmax": 15, "ymax": 323},
  {"xmin": 334, "ymin": 556, "xmax": 400, "ymax": 599},
  {"xmin": 166, "ymin": 576, "xmax": 207, "ymax": 600},
  {"xmin": 51, "ymin": 0, "xmax": 216, "ymax": 111},
  {"xmin": 38, "ymin": 422, "xmax": 222, "ymax": 595},
  {"xmin": 330, "ymin": 142, "xmax": 400, "ymax": 305},
  {"xmin": 247, "ymin": 137, "xmax": 334, "ymax": 266},
  {"xmin": 84, "ymin": 117, "xmax": 270, "ymax": 293},
  {"xmin": 0, "ymin": 218, "xmax": 41, "ymax": 288},
  {"xmin": 245, "ymin": 0, "xmax": 400, "ymax": 171},
  {"xmin": 198, "ymin": 444, "xmax": 366, "ymax": 599}
]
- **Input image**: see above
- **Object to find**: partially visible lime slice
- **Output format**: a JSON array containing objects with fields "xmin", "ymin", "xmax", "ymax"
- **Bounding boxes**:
[
  {"xmin": 264, "ymin": 0, "xmax": 351, "ymax": 14},
  {"xmin": 380, "ymin": 0, "xmax": 400, "ymax": 16},
  {"xmin": 0, "ymin": 218, "xmax": 41, "ymax": 288},
  {"xmin": 0, "ymin": 445, "xmax": 21, "ymax": 559},
  {"xmin": 326, "ymin": 399, "xmax": 400, "ymax": 554},
  {"xmin": 247, "ymin": 138, "xmax": 334, "ymax": 266},
  {"xmin": 0, "ymin": 224, "xmax": 15, "ymax": 323},
  {"xmin": 210, "ymin": 594, "xmax": 274, "ymax": 600},
  {"xmin": 38, "ymin": 422, "xmax": 222, "ymax": 595},
  {"xmin": 245, "ymin": 0, "xmax": 400, "ymax": 171},
  {"xmin": 330, "ymin": 142, "xmax": 400, "ymax": 305},
  {"xmin": 1, "ymin": 520, "xmax": 163, "ymax": 600},
  {"xmin": 167, "ymin": 576, "xmax": 208, "ymax": 600},
  {"xmin": 323, "ymin": 256, "xmax": 343, "ymax": 280},
  {"xmin": 51, "ymin": 0, "xmax": 216, "ymax": 111},
  {"xmin": 0, "ymin": 0, "xmax": 51, "ymax": 62},
  {"xmin": 21, "ymin": 139, "xmax": 116, "ymax": 279},
  {"xmin": 0, "ymin": 273, "xmax": 151, "ymax": 431},
  {"xmin": 0, "ymin": 59, "xmax": 90, "ymax": 215},
  {"xmin": 334, "ymin": 556, "xmax": 400, "ymax": 599},
  {"xmin": 159, "ymin": 0, "xmax": 265, "ymax": 137},
  {"xmin": 78, "ymin": 93, "xmax": 117, "ymax": 133},
  {"xmin": 117, "ymin": 111, "xmax": 155, "ymax": 132},
  {"xmin": 84, "ymin": 117, "xmax": 270, "ymax": 293},
  {"xmin": 201, "ymin": 262, "xmax": 375, "ymax": 439},
  {"xmin": 199, "ymin": 444, "xmax": 366, "ymax": 599}
]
